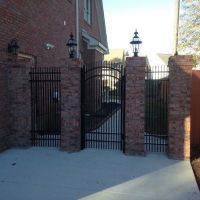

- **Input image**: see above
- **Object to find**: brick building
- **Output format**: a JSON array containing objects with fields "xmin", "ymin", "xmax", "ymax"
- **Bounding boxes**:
[{"xmin": 0, "ymin": 0, "xmax": 108, "ymax": 152}]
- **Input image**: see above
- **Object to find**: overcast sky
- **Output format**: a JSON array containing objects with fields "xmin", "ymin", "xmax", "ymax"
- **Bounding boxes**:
[{"xmin": 102, "ymin": 0, "xmax": 175, "ymax": 56}]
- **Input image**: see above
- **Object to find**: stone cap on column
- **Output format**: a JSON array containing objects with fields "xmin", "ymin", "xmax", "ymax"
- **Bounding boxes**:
[
  {"xmin": 60, "ymin": 58, "xmax": 83, "ymax": 68},
  {"xmin": 126, "ymin": 57, "xmax": 147, "ymax": 67},
  {"xmin": 168, "ymin": 55, "xmax": 194, "ymax": 66}
]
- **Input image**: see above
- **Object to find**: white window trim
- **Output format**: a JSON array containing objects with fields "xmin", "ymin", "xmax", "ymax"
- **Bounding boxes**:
[
  {"xmin": 84, "ymin": 0, "xmax": 91, "ymax": 24},
  {"xmin": 82, "ymin": 29, "xmax": 108, "ymax": 54}
]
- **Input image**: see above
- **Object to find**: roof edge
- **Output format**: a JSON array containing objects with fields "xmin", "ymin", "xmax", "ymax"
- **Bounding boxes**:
[{"xmin": 82, "ymin": 29, "xmax": 108, "ymax": 54}]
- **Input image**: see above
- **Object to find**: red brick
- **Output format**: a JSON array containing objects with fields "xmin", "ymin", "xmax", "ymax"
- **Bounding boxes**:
[
  {"xmin": 168, "ymin": 55, "xmax": 193, "ymax": 160},
  {"xmin": 8, "ymin": 59, "xmax": 32, "ymax": 148},
  {"xmin": 60, "ymin": 58, "xmax": 83, "ymax": 152},
  {"xmin": 124, "ymin": 57, "xmax": 146, "ymax": 156},
  {"xmin": 0, "ymin": 0, "xmax": 105, "ymax": 152}
]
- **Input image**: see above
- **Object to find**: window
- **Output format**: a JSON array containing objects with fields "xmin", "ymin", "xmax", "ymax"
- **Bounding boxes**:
[{"xmin": 84, "ymin": 0, "xmax": 91, "ymax": 24}]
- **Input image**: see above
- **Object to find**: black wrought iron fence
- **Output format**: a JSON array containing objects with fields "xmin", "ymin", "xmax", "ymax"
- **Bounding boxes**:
[
  {"xmin": 30, "ymin": 67, "xmax": 61, "ymax": 147},
  {"xmin": 145, "ymin": 66, "xmax": 169, "ymax": 152}
]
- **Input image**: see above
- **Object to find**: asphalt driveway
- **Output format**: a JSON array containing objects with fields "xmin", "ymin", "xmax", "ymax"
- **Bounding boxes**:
[{"xmin": 0, "ymin": 147, "xmax": 199, "ymax": 200}]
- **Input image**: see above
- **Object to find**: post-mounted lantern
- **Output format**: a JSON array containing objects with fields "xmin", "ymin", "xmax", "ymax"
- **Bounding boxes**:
[
  {"xmin": 66, "ymin": 33, "xmax": 77, "ymax": 58},
  {"xmin": 130, "ymin": 29, "xmax": 142, "ymax": 57}
]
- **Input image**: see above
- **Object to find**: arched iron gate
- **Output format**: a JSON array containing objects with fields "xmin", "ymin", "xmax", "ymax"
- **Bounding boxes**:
[{"xmin": 81, "ymin": 61, "xmax": 125, "ymax": 151}]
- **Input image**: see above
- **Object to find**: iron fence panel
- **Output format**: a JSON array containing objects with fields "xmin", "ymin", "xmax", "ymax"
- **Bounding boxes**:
[
  {"xmin": 30, "ymin": 67, "xmax": 61, "ymax": 147},
  {"xmin": 145, "ymin": 65, "xmax": 169, "ymax": 152}
]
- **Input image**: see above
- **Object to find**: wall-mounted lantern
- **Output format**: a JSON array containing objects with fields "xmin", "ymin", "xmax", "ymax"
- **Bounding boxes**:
[
  {"xmin": 130, "ymin": 29, "xmax": 142, "ymax": 57},
  {"xmin": 8, "ymin": 38, "xmax": 20, "ymax": 55},
  {"xmin": 66, "ymin": 33, "xmax": 77, "ymax": 58}
]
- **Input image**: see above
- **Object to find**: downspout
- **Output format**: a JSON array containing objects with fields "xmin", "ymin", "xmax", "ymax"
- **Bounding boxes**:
[
  {"xmin": 76, "ymin": 0, "xmax": 79, "ymax": 58},
  {"xmin": 173, "ymin": 0, "xmax": 180, "ymax": 55}
]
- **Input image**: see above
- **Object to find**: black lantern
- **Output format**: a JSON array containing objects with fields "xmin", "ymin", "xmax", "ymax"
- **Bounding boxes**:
[
  {"xmin": 66, "ymin": 33, "xmax": 77, "ymax": 58},
  {"xmin": 8, "ymin": 38, "xmax": 20, "ymax": 55},
  {"xmin": 130, "ymin": 29, "xmax": 142, "ymax": 57}
]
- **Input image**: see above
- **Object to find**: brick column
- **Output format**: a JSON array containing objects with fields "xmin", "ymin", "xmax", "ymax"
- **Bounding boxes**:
[
  {"xmin": 125, "ymin": 57, "xmax": 146, "ymax": 156},
  {"xmin": 168, "ymin": 55, "xmax": 193, "ymax": 160},
  {"xmin": 60, "ymin": 58, "xmax": 83, "ymax": 152},
  {"xmin": 8, "ymin": 59, "xmax": 33, "ymax": 148}
]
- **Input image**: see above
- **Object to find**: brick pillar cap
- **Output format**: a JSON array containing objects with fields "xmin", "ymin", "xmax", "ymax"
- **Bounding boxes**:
[
  {"xmin": 168, "ymin": 55, "xmax": 194, "ymax": 66},
  {"xmin": 126, "ymin": 56, "xmax": 146, "ymax": 61},
  {"xmin": 60, "ymin": 58, "xmax": 83, "ymax": 67},
  {"xmin": 126, "ymin": 56, "xmax": 147, "ymax": 66}
]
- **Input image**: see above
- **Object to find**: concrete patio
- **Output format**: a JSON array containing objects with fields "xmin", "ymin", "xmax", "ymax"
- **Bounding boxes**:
[{"xmin": 0, "ymin": 147, "xmax": 199, "ymax": 200}]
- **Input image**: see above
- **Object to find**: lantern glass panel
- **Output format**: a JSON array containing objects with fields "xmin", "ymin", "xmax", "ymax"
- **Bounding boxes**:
[
  {"xmin": 12, "ymin": 46, "xmax": 18, "ymax": 55},
  {"xmin": 66, "ymin": 33, "xmax": 77, "ymax": 58}
]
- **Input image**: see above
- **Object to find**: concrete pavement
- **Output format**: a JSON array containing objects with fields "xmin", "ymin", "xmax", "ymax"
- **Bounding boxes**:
[
  {"xmin": 0, "ymin": 147, "xmax": 199, "ymax": 200},
  {"xmin": 85, "ymin": 109, "xmax": 122, "ymax": 149}
]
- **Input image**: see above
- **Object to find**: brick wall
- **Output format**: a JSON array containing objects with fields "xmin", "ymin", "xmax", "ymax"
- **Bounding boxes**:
[
  {"xmin": 0, "ymin": 0, "xmax": 104, "ymax": 152},
  {"xmin": 168, "ymin": 55, "xmax": 193, "ymax": 160},
  {"xmin": 0, "ymin": 1, "xmax": 74, "ymax": 152},
  {"xmin": 60, "ymin": 58, "xmax": 82, "ymax": 152},
  {"xmin": 0, "ymin": 0, "xmax": 102, "ymax": 67},
  {"xmin": 0, "ymin": 0, "xmax": 75, "ymax": 67},
  {"xmin": 8, "ymin": 59, "xmax": 32, "ymax": 148},
  {"xmin": 125, "ymin": 57, "xmax": 146, "ymax": 156},
  {"xmin": 82, "ymin": 41, "xmax": 103, "ymax": 64}
]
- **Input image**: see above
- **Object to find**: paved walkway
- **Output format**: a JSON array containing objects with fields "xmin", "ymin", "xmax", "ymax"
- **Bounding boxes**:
[{"xmin": 0, "ymin": 147, "xmax": 199, "ymax": 200}]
